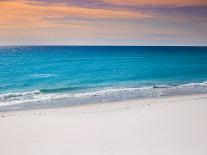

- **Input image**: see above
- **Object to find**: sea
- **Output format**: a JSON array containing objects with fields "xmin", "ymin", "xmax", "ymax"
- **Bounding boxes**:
[{"xmin": 0, "ymin": 46, "xmax": 207, "ymax": 111}]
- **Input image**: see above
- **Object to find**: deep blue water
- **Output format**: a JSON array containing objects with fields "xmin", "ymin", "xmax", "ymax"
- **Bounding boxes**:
[{"xmin": 0, "ymin": 46, "xmax": 207, "ymax": 111}]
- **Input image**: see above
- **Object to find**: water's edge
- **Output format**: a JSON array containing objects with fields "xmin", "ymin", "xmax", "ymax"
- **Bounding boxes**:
[{"xmin": 1, "ymin": 81, "xmax": 207, "ymax": 112}]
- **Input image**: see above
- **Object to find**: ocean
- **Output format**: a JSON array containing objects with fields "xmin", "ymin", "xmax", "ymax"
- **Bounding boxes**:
[{"xmin": 0, "ymin": 46, "xmax": 207, "ymax": 111}]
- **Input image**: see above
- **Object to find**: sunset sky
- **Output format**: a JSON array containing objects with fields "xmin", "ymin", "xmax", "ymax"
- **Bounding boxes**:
[{"xmin": 0, "ymin": 0, "xmax": 207, "ymax": 45}]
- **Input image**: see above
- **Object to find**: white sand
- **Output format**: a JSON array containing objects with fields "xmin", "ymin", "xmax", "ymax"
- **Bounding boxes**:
[{"xmin": 0, "ymin": 94, "xmax": 207, "ymax": 155}]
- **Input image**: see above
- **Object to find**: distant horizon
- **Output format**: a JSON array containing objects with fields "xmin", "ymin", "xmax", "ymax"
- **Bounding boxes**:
[{"xmin": 0, "ymin": 45, "xmax": 207, "ymax": 47}]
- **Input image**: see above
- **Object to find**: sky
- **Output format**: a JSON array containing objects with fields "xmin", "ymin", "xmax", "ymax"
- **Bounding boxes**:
[{"xmin": 0, "ymin": 0, "xmax": 207, "ymax": 46}]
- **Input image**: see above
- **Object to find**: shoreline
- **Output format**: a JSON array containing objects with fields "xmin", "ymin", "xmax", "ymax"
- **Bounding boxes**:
[
  {"xmin": 1, "ymin": 80, "xmax": 207, "ymax": 112},
  {"xmin": 0, "ymin": 92, "xmax": 207, "ymax": 114}
]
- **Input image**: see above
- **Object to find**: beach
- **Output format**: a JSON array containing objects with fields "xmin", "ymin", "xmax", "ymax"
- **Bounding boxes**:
[
  {"xmin": 1, "ymin": 93, "xmax": 207, "ymax": 155},
  {"xmin": 1, "ymin": 0, "xmax": 207, "ymax": 153}
]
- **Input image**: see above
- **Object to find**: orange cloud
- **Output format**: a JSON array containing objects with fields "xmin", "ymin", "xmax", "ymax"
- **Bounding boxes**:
[
  {"xmin": 102, "ymin": 0, "xmax": 207, "ymax": 6},
  {"xmin": 1, "ymin": 0, "xmax": 206, "ymax": 45},
  {"xmin": 0, "ymin": 0, "xmax": 154, "ymax": 33},
  {"xmin": 0, "ymin": 0, "xmax": 152, "ymax": 22},
  {"xmin": 0, "ymin": 0, "xmax": 153, "ymax": 44}
]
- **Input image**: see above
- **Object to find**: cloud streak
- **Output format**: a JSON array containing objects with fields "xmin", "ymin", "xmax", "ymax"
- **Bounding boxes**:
[
  {"xmin": 102, "ymin": 0, "xmax": 207, "ymax": 7},
  {"xmin": 0, "ymin": 0, "xmax": 206, "ymax": 45},
  {"xmin": 0, "ymin": 0, "xmax": 152, "ymax": 22}
]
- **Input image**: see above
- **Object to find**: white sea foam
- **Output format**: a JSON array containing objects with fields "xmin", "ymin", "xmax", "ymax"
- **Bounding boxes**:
[
  {"xmin": 179, "ymin": 81, "xmax": 207, "ymax": 87},
  {"xmin": 0, "ymin": 81, "xmax": 207, "ymax": 111},
  {"xmin": 29, "ymin": 74, "xmax": 55, "ymax": 78},
  {"xmin": 153, "ymin": 85, "xmax": 171, "ymax": 88},
  {"xmin": 0, "ymin": 90, "xmax": 41, "ymax": 105}
]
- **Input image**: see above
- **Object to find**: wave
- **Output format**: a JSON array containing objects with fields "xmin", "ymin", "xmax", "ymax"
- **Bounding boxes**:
[
  {"xmin": 0, "ymin": 90, "xmax": 41, "ymax": 105},
  {"xmin": 0, "ymin": 87, "xmax": 151, "ymax": 105},
  {"xmin": 40, "ymin": 86, "xmax": 86, "ymax": 93},
  {"xmin": 29, "ymin": 74, "xmax": 55, "ymax": 78},
  {"xmin": 153, "ymin": 85, "xmax": 171, "ymax": 89},
  {"xmin": 179, "ymin": 81, "xmax": 207, "ymax": 87},
  {"xmin": 0, "ymin": 90, "xmax": 41, "ymax": 100},
  {"xmin": 0, "ymin": 81, "xmax": 207, "ymax": 111}
]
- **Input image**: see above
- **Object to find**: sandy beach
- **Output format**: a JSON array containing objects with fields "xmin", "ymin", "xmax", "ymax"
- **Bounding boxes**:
[{"xmin": 0, "ymin": 94, "xmax": 207, "ymax": 155}]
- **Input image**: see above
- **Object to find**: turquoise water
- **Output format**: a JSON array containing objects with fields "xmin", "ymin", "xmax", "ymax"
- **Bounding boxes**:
[{"xmin": 0, "ymin": 46, "xmax": 207, "ymax": 111}]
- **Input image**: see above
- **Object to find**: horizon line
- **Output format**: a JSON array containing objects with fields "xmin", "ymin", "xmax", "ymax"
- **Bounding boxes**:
[{"xmin": 0, "ymin": 45, "xmax": 207, "ymax": 47}]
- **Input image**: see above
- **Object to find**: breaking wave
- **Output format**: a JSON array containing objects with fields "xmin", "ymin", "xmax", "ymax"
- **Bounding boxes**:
[{"xmin": 0, "ymin": 81, "xmax": 207, "ymax": 111}]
